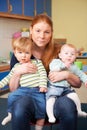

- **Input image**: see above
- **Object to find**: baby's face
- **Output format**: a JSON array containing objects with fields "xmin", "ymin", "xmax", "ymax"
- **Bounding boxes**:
[{"xmin": 59, "ymin": 46, "xmax": 77, "ymax": 64}]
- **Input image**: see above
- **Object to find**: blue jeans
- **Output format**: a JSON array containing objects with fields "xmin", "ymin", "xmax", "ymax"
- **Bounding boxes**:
[
  {"xmin": 54, "ymin": 96, "xmax": 77, "ymax": 130},
  {"xmin": 11, "ymin": 95, "xmax": 77, "ymax": 130},
  {"xmin": 8, "ymin": 87, "xmax": 46, "ymax": 119}
]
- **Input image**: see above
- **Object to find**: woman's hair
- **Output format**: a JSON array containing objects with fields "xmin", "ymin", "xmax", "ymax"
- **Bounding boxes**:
[
  {"xmin": 31, "ymin": 13, "xmax": 53, "ymax": 32},
  {"xmin": 30, "ymin": 14, "xmax": 54, "ymax": 72},
  {"xmin": 12, "ymin": 37, "xmax": 32, "ymax": 53},
  {"xmin": 44, "ymin": 43, "xmax": 62, "ymax": 73}
]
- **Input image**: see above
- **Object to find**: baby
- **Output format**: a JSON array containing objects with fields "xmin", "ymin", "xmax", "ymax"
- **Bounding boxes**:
[{"xmin": 46, "ymin": 43, "xmax": 87, "ymax": 123}]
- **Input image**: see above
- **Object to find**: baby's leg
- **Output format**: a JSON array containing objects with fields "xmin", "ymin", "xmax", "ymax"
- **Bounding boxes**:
[
  {"xmin": 46, "ymin": 97, "xmax": 56, "ymax": 123},
  {"xmin": 1, "ymin": 112, "xmax": 12, "ymax": 125},
  {"xmin": 67, "ymin": 92, "xmax": 87, "ymax": 117}
]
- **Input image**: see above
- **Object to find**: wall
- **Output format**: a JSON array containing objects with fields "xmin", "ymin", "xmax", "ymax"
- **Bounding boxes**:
[
  {"xmin": 52, "ymin": 0, "xmax": 87, "ymax": 51},
  {"xmin": 1, "ymin": 0, "xmax": 87, "ymax": 58},
  {"xmin": 0, "ymin": 1, "xmax": 87, "ymax": 102},
  {"xmin": 74, "ymin": 85, "xmax": 87, "ymax": 103},
  {"xmin": 0, "ymin": 18, "xmax": 31, "ymax": 59},
  {"xmin": 52, "ymin": 0, "xmax": 87, "ymax": 103}
]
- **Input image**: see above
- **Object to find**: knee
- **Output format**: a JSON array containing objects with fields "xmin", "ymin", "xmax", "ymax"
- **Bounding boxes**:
[
  {"xmin": 12, "ymin": 101, "xmax": 24, "ymax": 119},
  {"xmin": 64, "ymin": 112, "xmax": 77, "ymax": 123},
  {"xmin": 8, "ymin": 92, "xmax": 16, "ymax": 100},
  {"xmin": 54, "ymin": 96, "xmax": 77, "ymax": 118},
  {"xmin": 12, "ymin": 96, "xmax": 35, "ymax": 119}
]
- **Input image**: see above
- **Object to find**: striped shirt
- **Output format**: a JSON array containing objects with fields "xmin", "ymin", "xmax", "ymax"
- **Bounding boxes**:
[{"xmin": 0, "ymin": 59, "xmax": 47, "ymax": 88}]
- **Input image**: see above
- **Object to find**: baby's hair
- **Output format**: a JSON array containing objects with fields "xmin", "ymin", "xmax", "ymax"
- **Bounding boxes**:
[
  {"xmin": 60, "ymin": 43, "xmax": 77, "ymax": 52},
  {"xmin": 12, "ymin": 37, "xmax": 32, "ymax": 52}
]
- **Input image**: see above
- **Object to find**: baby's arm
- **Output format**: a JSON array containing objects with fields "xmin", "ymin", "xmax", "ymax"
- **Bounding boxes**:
[{"xmin": 50, "ymin": 59, "xmax": 65, "ymax": 71}]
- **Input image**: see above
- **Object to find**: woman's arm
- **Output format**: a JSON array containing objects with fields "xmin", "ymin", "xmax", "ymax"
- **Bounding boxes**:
[
  {"xmin": 48, "ymin": 71, "xmax": 81, "ymax": 88},
  {"xmin": 9, "ymin": 71, "xmax": 21, "ymax": 91},
  {"xmin": 9, "ymin": 63, "xmax": 37, "ymax": 91},
  {"xmin": 65, "ymin": 71, "xmax": 81, "ymax": 87}
]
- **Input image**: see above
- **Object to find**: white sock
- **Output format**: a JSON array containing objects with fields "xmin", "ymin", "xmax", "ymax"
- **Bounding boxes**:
[
  {"xmin": 1, "ymin": 112, "xmax": 12, "ymax": 125},
  {"xmin": 35, "ymin": 125, "xmax": 43, "ymax": 130},
  {"xmin": 46, "ymin": 97, "xmax": 56, "ymax": 123}
]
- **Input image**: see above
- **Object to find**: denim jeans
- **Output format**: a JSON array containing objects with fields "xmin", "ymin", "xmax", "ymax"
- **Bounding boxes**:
[
  {"xmin": 11, "ymin": 90, "xmax": 77, "ymax": 130},
  {"xmin": 8, "ymin": 87, "xmax": 46, "ymax": 119}
]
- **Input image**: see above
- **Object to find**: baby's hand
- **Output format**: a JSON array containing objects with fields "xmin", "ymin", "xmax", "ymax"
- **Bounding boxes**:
[
  {"xmin": 65, "ymin": 62, "xmax": 71, "ymax": 68},
  {"xmin": 39, "ymin": 87, "xmax": 47, "ymax": 93},
  {"xmin": 85, "ymin": 82, "xmax": 87, "ymax": 88}
]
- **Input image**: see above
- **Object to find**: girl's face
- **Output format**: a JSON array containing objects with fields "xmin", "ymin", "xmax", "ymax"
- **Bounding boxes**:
[
  {"xmin": 30, "ymin": 21, "xmax": 52, "ymax": 49},
  {"xmin": 14, "ymin": 49, "xmax": 31, "ymax": 64}
]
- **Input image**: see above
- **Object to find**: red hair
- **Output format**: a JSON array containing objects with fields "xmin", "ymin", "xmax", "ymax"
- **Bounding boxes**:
[
  {"xmin": 42, "ymin": 42, "xmax": 62, "ymax": 74},
  {"xmin": 30, "ymin": 14, "xmax": 54, "ymax": 72}
]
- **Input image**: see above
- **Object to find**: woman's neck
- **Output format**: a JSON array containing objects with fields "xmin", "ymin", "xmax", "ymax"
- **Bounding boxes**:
[{"xmin": 32, "ymin": 44, "xmax": 45, "ymax": 59}]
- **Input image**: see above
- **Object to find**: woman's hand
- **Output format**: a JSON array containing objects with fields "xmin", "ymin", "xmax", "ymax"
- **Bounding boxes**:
[
  {"xmin": 48, "ymin": 71, "xmax": 68, "ymax": 82},
  {"xmin": 48, "ymin": 70, "xmax": 81, "ymax": 88},
  {"xmin": 14, "ymin": 62, "xmax": 37, "ymax": 76},
  {"xmin": 9, "ymin": 62, "xmax": 37, "ymax": 91}
]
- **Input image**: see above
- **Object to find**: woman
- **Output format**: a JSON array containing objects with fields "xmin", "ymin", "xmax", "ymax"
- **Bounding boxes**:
[{"xmin": 9, "ymin": 14, "xmax": 81, "ymax": 130}]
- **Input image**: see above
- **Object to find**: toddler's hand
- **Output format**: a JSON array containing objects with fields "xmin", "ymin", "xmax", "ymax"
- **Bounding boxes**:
[{"xmin": 39, "ymin": 87, "xmax": 47, "ymax": 93}]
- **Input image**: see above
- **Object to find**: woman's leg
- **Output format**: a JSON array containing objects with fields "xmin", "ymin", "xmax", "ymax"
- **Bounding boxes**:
[
  {"xmin": 31, "ymin": 87, "xmax": 46, "ymax": 130},
  {"xmin": 54, "ymin": 96, "xmax": 77, "ymax": 130},
  {"xmin": 12, "ymin": 96, "xmax": 35, "ymax": 130}
]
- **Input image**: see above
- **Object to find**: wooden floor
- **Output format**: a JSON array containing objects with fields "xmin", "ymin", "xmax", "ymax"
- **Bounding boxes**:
[{"xmin": 0, "ymin": 93, "xmax": 9, "ymax": 98}]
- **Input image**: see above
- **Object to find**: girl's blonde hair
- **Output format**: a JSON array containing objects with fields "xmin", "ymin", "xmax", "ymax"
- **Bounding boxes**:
[{"xmin": 12, "ymin": 37, "xmax": 32, "ymax": 53}]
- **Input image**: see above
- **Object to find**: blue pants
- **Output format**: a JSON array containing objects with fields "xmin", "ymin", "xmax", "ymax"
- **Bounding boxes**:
[
  {"xmin": 8, "ymin": 87, "xmax": 46, "ymax": 119},
  {"xmin": 46, "ymin": 81, "xmax": 75, "ymax": 99},
  {"xmin": 54, "ymin": 96, "xmax": 77, "ymax": 130},
  {"xmin": 11, "ymin": 94, "xmax": 77, "ymax": 130}
]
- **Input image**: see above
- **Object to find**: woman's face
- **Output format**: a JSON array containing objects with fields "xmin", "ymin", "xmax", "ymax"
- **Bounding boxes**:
[{"xmin": 30, "ymin": 21, "xmax": 52, "ymax": 49}]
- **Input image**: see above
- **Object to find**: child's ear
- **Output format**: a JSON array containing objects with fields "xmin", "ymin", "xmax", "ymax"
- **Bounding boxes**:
[{"xmin": 59, "ymin": 53, "xmax": 61, "ymax": 59}]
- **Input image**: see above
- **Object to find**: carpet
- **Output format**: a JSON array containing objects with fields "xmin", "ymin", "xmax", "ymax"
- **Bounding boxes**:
[
  {"xmin": 77, "ymin": 103, "xmax": 87, "ymax": 130},
  {"xmin": 0, "ymin": 98, "xmax": 87, "ymax": 130},
  {"xmin": 0, "ymin": 98, "xmax": 11, "ymax": 130}
]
